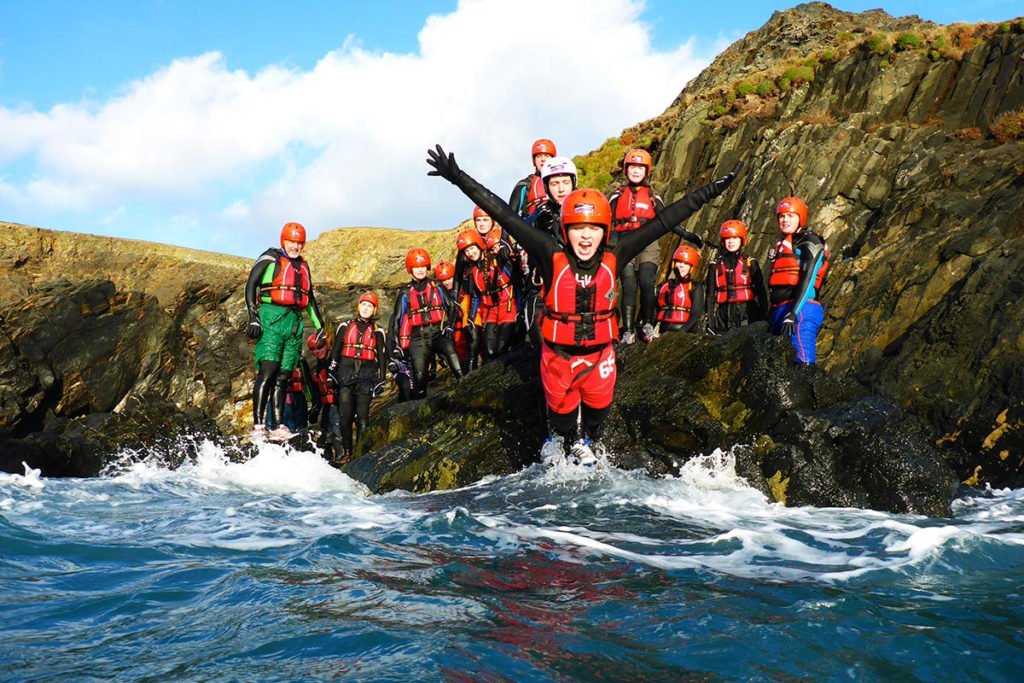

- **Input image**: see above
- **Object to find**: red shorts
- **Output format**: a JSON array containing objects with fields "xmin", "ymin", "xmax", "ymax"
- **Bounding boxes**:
[
  {"xmin": 540, "ymin": 342, "xmax": 616, "ymax": 414},
  {"xmin": 479, "ymin": 300, "xmax": 518, "ymax": 325}
]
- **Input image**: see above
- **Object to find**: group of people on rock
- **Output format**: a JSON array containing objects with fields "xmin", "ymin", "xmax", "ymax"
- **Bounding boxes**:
[{"xmin": 244, "ymin": 138, "xmax": 829, "ymax": 467}]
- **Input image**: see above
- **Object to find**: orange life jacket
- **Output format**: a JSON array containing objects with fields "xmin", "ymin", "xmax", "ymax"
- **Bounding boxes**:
[
  {"xmin": 260, "ymin": 254, "xmax": 312, "ymax": 307},
  {"xmin": 657, "ymin": 280, "xmax": 694, "ymax": 324},
  {"xmin": 540, "ymin": 252, "xmax": 619, "ymax": 347},
  {"xmin": 768, "ymin": 233, "xmax": 829, "ymax": 290},
  {"xmin": 311, "ymin": 366, "xmax": 335, "ymax": 404},
  {"xmin": 285, "ymin": 366, "xmax": 304, "ymax": 394},
  {"xmin": 714, "ymin": 257, "xmax": 754, "ymax": 304},
  {"xmin": 526, "ymin": 174, "xmax": 547, "ymax": 207},
  {"xmin": 340, "ymin": 320, "xmax": 378, "ymax": 362},
  {"xmin": 406, "ymin": 281, "xmax": 446, "ymax": 327},
  {"xmin": 612, "ymin": 185, "xmax": 657, "ymax": 232}
]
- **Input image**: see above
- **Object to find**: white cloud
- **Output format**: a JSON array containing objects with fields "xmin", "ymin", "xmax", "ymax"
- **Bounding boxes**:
[{"xmin": 0, "ymin": 0, "xmax": 714, "ymax": 255}]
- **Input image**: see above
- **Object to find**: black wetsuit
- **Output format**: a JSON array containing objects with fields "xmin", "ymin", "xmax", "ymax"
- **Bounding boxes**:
[
  {"xmin": 329, "ymin": 317, "xmax": 387, "ymax": 455},
  {"xmin": 387, "ymin": 278, "xmax": 465, "ymax": 400},
  {"xmin": 705, "ymin": 251, "xmax": 769, "ymax": 333}
]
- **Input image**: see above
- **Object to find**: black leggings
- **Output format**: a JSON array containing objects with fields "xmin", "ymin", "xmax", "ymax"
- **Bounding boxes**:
[
  {"xmin": 337, "ymin": 388, "xmax": 371, "ymax": 451},
  {"xmin": 547, "ymin": 404, "xmax": 610, "ymax": 443},
  {"xmin": 253, "ymin": 360, "xmax": 281, "ymax": 427},
  {"xmin": 409, "ymin": 330, "xmax": 464, "ymax": 399},
  {"xmin": 484, "ymin": 322, "xmax": 516, "ymax": 361}
]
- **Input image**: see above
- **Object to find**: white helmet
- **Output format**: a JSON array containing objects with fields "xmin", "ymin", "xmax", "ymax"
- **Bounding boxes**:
[{"xmin": 540, "ymin": 156, "xmax": 578, "ymax": 188}]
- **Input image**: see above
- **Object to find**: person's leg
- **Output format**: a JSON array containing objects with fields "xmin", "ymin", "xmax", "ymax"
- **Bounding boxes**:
[
  {"xmin": 434, "ymin": 334, "xmax": 465, "ymax": 378},
  {"xmin": 252, "ymin": 360, "xmax": 280, "ymax": 429},
  {"xmin": 792, "ymin": 301, "xmax": 824, "ymax": 364},
  {"xmin": 619, "ymin": 261, "xmax": 638, "ymax": 342},
  {"xmin": 637, "ymin": 261, "xmax": 659, "ymax": 338},
  {"xmin": 337, "ymin": 387, "xmax": 356, "ymax": 455}
]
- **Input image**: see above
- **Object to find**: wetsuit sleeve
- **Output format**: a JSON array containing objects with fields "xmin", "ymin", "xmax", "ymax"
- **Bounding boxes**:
[
  {"xmin": 683, "ymin": 283, "xmax": 705, "ymax": 334},
  {"xmin": 446, "ymin": 169, "xmax": 558, "ymax": 284},
  {"xmin": 509, "ymin": 178, "xmax": 529, "ymax": 215},
  {"xmin": 299, "ymin": 358, "xmax": 317, "ymax": 404},
  {"xmin": 375, "ymin": 329, "xmax": 387, "ymax": 380},
  {"xmin": 749, "ymin": 258, "xmax": 769, "ymax": 321},
  {"xmin": 244, "ymin": 252, "xmax": 276, "ymax": 317},
  {"xmin": 304, "ymin": 284, "xmax": 325, "ymax": 331},
  {"xmin": 615, "ymin": 177, "xmax": 729, "ymax": 268},
  {"xmin": 387, "ymin": 287, "xmax": 410, "ymax": 355},
  {"xmin": 791, "ymin": 232, "xmax": 827, "ymax": 316},
  {"xmin": 704, "ymin": 261, "xmax": 718, "ymax": 329},
  {"xmin": 329, "ymin": 322, "xmax": 350, "ymax": 366}
]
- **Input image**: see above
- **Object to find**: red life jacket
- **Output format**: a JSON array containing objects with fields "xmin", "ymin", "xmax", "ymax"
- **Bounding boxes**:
[
  {"xmin": 526, "ymin": 175, "xmax": 547, "ymax": 207},
  {"xmin": 714, "ymin": 257, "xmax": 754, "ymax": 304},
  {"xmin": 407, "ymin": 281, "xmax": 446, "ymax": 327},
  {"xmin": 471, "ymin": 257, "xmax": 515, "ymax": 309},
  {"xmin": 285, "ymin": 366, "xmax": 304, "ymax": 394},
  {"xmin": 657, "ymin": 280, "xmax": 694, "ymax": 324},
  {"xmin": 768, "ymin": 234, "xmax": 829, "ymax": 290},
  {"xmin": 311, "ymin": 366, "xmax": 335, "ymax": 404},
  {"xmin": 540, "ymin": 252, "xmax": 619, "ymax": 347},
  {"xmin": 340, "ymin": 320, "xmax": 378, "ymax": 361},
  {"xmin": 612, "ymin": 185, "xmax": 657, "ymax": 232},
  {"xmin": 260, "ymin": 254, "xmax": 312, "ymax": 307}
]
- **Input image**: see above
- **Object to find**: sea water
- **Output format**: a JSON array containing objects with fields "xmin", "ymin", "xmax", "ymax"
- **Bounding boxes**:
[{"xmin": 1, "ymin": 440, "xmax": 1022, "ymax": 682}]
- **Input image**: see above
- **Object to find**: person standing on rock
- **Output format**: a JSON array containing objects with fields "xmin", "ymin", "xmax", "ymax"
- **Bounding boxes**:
[
  {"xmin": 327, "ymin": 292, "xmax": 387, "ymax": 466},
  {"xmin": 767, "ymin": 197, "xmax": 830, "ymax": 364},
  {"xmin": 656, "ymin": 245, "xmax": 704, "ymax": 335},
  {"xmin": 244, "ymin": 222, "xmax": 326, "ymax": 442},
  {"xmin": 705, "ymin": 219, "xmax": 768, "ymax": 334},
  {"xmin": 307, "ymin": 333, "xmax": 341, "ymax": 462},
  {"xmin": 388, "ymin": 248, "xmax": 466, "ymax": 400},
  {"xmin": 509, "ymin": 138, "xmax": 557, "ymax": 217},
  {"xmin": 608, "ymin": 149, "xmax": 707, "ymax": 345},
  {"xmin": 427, "ymin": 143, "xmax": 740, "ymax": 464}
]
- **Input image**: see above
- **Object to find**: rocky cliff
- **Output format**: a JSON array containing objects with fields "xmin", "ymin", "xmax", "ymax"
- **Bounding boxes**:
[{"xmin": 2, "ymin": 3, "xmax": 1022, "ymax": 511}]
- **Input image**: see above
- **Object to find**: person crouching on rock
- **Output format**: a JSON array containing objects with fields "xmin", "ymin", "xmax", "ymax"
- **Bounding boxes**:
[
  {"xmin": 388, "ymin": 248, "xmax": 466, "ymax": 400},
  {"xmin": 705, "ymin": 220, "xmax": 768, "ymax": 334},
  {"xmin": 656, "ymin": 245, "xmax": 704, "ymax": 335},
  {"xmin": 307, "ymin": 333, "xmax": 340, "ymax": 461},
  {"xmin": 244, "ymin": 222, "xmax": 326, "ymax": 442},
  {"xmin": 427, "ymin": 144, "xmax": 740, "ymax": 464},
  {"xmin": 327, "ymin": 292, "xmax": 386, "ymax": 466},
  {"xmin": 767, "ymin": 197, "xmax": 830, "ymax": 365}
]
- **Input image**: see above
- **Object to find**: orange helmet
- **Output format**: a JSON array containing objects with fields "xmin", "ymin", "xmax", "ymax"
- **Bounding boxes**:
[
  {"xmin": 482, "ymin": 226, "xmax": 503, "ymax": 250},
  {"xmin": 405, "ymin": 247, "xmax": 431, "ymax": 273},
  {"xmin": 280, "ymin": 222, "xmax": 306, "ymax": 246},
  {"xmin": 720, "ymin": 219, "xmax": 748, "ymax": 246},
  {"xmin": 561, "ymin": 189, "xmax": 611, "ymax": 243},
  {"xmin": 306, "ymin": 332, "xmax": 327, "ymax": 351},
  {"xmin": 777, "ymin": 196, "xmax": 808, "ymax": 227},
  {"xmin": 531, "ymin": 138, "xmax": 556, "ymax": 157},
  {"xmin": 673, "ymin": 245, "xmax": 700, "ymax": 268},
  {"xmin": 456, "ymin": 229, "xmax": 485, "ymax": 253},
  {"xmin": 358, "ymin": 291, "xmax": 379, "ymax": 310},
  {"xmin": 435, "ymin": 261, "xmax": 455, "ymax": 281},
  {"xmin": 472, "ymin": 205, "xmax": 489, "ymax": 220},
  {"xmin": 622, "ymin": 148, "xmax": 653, "ymax": 172}
]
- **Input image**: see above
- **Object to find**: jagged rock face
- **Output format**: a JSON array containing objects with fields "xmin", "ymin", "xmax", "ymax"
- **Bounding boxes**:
[{"xmin": 648, "ymin": 23, "xmax": 1024, "ymax": 489}]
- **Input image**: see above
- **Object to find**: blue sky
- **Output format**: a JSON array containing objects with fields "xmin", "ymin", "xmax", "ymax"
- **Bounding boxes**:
[{"xmin": 1, "ymin": 0, "xmax": 1018, "ymax": 256}]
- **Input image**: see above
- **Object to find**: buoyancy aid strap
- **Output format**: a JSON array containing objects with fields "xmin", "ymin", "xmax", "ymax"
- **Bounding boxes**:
[{"xmin": 544, "ymin": 308, "xmax": 616, "ymax": 324}]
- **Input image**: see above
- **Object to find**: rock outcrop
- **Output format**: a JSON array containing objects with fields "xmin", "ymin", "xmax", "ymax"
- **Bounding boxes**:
[{"xmin": 2, "ymin": 3, "xmax": 1022, "ymax": 514}]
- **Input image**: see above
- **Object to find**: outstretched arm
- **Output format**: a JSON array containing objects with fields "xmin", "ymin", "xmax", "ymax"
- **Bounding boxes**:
[
  {"xmin": 616, "ymin": 161, "xmax": 742, "ymax": 267},
  {"xmin": 427, "ymin": 145, "xmax": 557, "ymax": 266}
]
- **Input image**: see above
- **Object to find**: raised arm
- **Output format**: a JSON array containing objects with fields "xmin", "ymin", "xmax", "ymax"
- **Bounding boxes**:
[
  {"xmin": 427, "ymin": 145, "xmax": 557, "ymax": 265},
  {"xmin": 616, "ymin": 162, "xmax": 742, "ymax": 266}
]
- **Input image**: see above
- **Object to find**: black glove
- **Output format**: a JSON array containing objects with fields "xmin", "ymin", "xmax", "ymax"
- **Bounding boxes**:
[
  {"xmin": 780, "ymin": 311, "xmax": 797, "ymax": 337},
  {"xmin": 442, "ymin": 324, "xmax": 455, "ymax": 340},
  {"xmin": 309, "ymin": 405, "xmax": 321, "ymax": 423},
  {"xmin": 426, "ymin": 144, "xmax": 462, "ymax": 184},
  {"xmin": 312, "ymin": 328, "xmax": 326, "ymax": 347},
  {"xmin": 711, "ymin": 160, "xmax": 743, "ymax": 197},
  {"xmin": 387, "ymin": 360, "xmax": 399, "ymax": 377},
  {"xmin": 391, "ymin": 345, "xmax": 405, "ymax": 360},
  {"xmin": 246, "ymin": 318, "xmax": 262, "ymax": 341},
  {"xmin": 326, "ymin": 373, "xmax": 338, "ymax": 390},
  {"xmin": 371, "ymin": 380, "xmax": 386, "ymax": 398},
  {"xmin": 681, "ymin": 229, "xmax": 704, "ymax": 249}
]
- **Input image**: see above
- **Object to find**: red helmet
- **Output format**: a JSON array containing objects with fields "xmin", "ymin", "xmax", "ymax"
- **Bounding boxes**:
[
  {"xmin": 720, "ymin": 219, "xmax": 748, "ymax": 246},
  {"xmin": 435, "ymin": 261, "xmax": 455, "ymax": 281},
  {"xmin": 405, "ymin": 247, "xmax": 431, "ymax": 273},
  {"xmin": 531, "ymin": 138, "xmax": 556, "ymax": 157},
  {"xmin": 777, "ymin": 196, "xmax": 808, "ymax": 227},
  {"xmin": 622, "ymin": 148, "xmax": 653, "ymax": 172},
  {"xmin": 561, "ymin": 188, "xmax": 611, "ymax": 243},
  {"xmin": 482, "ymin": 226, "xmax": 503, "ymax": 250},
  {"xmin": 306, "ymin": 332, "xmax": 327, "ymax": 351},
  {"xmin": 280, "ymin": 222, "xmax": 306, "ymax": 246},
  {"xmin": 673, "ymin": 245, "xmax": 700, "ymax": 268},
  {"xmin": 358, "ymin": 291, "xmax": 379, "ymax": 310},
  {"xmin": 472, "ymin": 205, "xmax": 489, "ymax": 220},
  {"xmin": 456, "ymin": 229, "xmax": 485, "ymax": 253}
]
